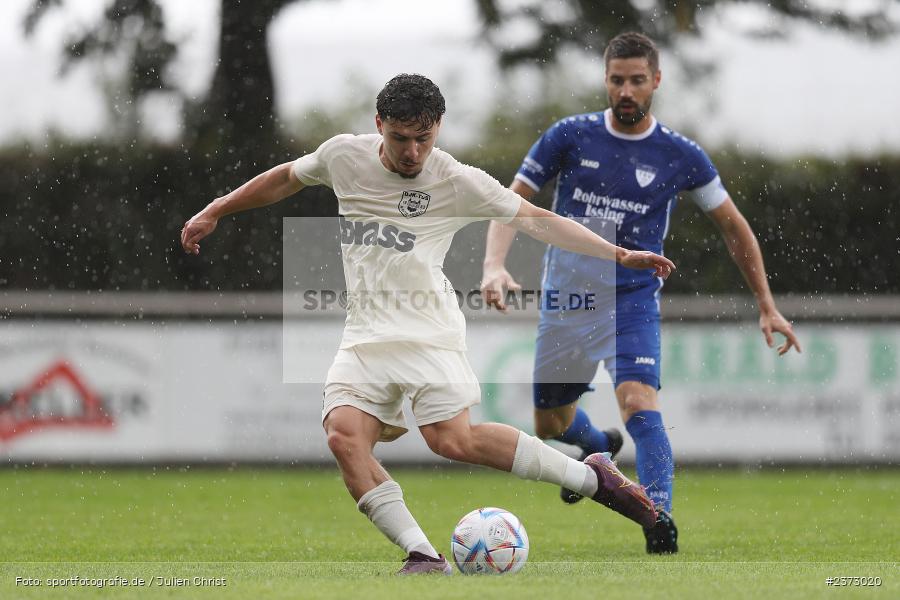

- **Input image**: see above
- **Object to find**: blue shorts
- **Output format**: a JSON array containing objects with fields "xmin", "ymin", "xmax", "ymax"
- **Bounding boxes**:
[{"xmin": 532, "ymin": 289, "xmax": 661, "ymax": 409}]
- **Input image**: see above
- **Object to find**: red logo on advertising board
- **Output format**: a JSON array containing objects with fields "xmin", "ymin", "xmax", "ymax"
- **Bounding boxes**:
[{"xmin": 0, "ymin": 361, "xmax": 114, "ymax": 442}]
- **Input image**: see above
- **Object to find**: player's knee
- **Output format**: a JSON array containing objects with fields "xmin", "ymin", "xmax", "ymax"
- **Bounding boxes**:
[
  {"xmin": 422, "ymin": 433, "xmax": 441, "ymax": 456},
  {"xmin": 326, "ymin": 429, "xmax": 360, "ymax": 460},
  {"xmin": 620, "ymin": 393, "xmax": 655, "ymax": 420},
  {"xmin": 430, "ymin": 435, "xmax": 471, "ymax": 463}
]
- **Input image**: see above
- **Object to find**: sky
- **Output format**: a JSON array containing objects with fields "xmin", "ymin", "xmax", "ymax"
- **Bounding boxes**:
[{"xmin": 2, "ymin": 0, "xmax": 900, "ymax": 156}]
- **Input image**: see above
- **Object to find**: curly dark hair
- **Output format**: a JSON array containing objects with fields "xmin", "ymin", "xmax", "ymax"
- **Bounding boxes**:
[
  {"xmin": 604, "ymin": 32, "xmax": 659, "ymax": 73},
  {"xmin": 376, "ymin": 74, "xmax": 446, "ymax": 131}
]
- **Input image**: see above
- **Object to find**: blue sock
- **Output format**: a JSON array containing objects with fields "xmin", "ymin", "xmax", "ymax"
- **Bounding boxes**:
[
  {"xmin": 625, "ymin": 410, "xmax": 674, "ymax": 513},
  {"xmin": 553, "ymin": 408, "xmax": 610, "ymax": 455}
]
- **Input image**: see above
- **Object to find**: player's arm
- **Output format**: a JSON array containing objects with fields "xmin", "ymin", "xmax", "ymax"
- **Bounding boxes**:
[
  {"xmin": 507, "ymin": 199, "xmax": 675, "ymax": 276},
  {"xmin": 181, "ymin": 162, "xmax": 305, "ymax": 255},
  {"xmin": 480, "ymin": 180, "xmax": 535, "ymax": 311},
  {"xmin": 706, "ymin": 197, "xmax": 801, "ymax": 355}
]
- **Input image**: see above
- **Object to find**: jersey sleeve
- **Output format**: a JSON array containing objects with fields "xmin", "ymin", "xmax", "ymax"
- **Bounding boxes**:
[
  {"xmin": 514, "ymin": 119, "xmax": 569, "ymax": 192},
  {"xmin": 291, "ymin": 135, "xmax": 350, "ymax": 188},
  {"xmin": 682, "ymin": 144, "xmax": 729, "ymax": 212},
  {"xmin": 453, "ymin": 164, "xmax": 522, "ymax": 223}
]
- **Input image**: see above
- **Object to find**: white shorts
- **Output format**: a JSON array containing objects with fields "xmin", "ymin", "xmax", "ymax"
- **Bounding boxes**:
[{"xmin": 322, "ymin": 341, "xmax": 481, "ymax": 442}]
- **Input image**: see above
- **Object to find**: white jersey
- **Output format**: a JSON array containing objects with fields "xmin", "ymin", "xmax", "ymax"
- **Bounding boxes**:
[{"xmin": 292, "ymin": 134, "xmax": 522, "ymax": 351}]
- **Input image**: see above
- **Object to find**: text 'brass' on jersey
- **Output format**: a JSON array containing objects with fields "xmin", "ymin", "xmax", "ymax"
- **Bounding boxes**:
[{"xmin": 338, "ymin": 216, "xmax": 416, "ymax": 253}]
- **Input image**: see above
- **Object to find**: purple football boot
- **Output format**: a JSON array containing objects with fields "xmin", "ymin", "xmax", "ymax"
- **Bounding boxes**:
[
  {"xmin": 397, "ymin": 551, "xmax": 453, "ymax": 575},
  {"xmin": 561, "ymin": 428, "xmax": 624, "ymax": 504},
  {"xmin": 584, "ymin": 452, "xmax": 658, "ymax": 528}
]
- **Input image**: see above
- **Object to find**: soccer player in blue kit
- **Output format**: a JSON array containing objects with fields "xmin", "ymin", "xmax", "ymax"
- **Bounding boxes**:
[{"xmin": 481, "ymin": 32, "xmax": 801, "ymax": 554}]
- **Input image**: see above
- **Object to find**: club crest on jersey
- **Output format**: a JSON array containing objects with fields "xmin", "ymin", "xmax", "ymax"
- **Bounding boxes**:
[
  {"xmin": 634, "ymin": 163, "xmax": 658, "ymax": 188},
  {"xmin": 398, "ymin": 190, "xmax": 431, "ymax": 218}
]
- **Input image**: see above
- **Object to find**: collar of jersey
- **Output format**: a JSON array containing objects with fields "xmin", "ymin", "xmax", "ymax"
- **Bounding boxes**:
[{"xmin": 603, "ymin": 108, "xmax": 657, "ymax": 141}]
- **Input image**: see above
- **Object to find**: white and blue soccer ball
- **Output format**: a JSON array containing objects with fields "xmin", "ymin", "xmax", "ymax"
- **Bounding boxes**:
[{"xmin": 450, "ymin": 507, "xmax": 529, "ymax": 575}]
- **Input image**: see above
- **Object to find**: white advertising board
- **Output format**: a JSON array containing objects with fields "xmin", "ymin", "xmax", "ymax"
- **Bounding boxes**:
[{"xmin": 1, "ymin": 319, "xmax": 898, "ymax": 463}]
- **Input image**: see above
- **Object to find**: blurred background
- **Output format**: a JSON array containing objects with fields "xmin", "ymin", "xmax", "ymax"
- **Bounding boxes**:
[{"xmin": 1, "ymin": 0, "xmax": 899, "ymax": 466}]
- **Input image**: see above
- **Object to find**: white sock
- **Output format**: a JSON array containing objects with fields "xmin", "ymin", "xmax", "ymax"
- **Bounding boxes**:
[
  {"xmin": 510, "ymin": 431, "xmax": 598, "ymax": 497},
  {"xmin": 357, "ymin": 480, "xmax": 440, "ymax": 559}
]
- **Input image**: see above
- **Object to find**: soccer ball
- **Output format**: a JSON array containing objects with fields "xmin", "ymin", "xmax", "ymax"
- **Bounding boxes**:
[{"xmin": 450, "ymin": 507, "xmax": 529, "ymax": 575}]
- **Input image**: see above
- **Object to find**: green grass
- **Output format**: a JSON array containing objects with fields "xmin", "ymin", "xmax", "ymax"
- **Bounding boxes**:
[{"xmin": 1, "ymin": 467, "xmax": 897, "ymax": 598}]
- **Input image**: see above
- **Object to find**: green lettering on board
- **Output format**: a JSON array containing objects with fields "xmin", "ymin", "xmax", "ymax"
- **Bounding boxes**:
[
  {"xmin": 662, "ymin": 333, "xmax": 690, "ymax": 383},
  {"xmin": 699, "ymin": 335, "xmax": 726, "ymax": 381},
  {"xmin": 870, "ymin": 336, "xmax": 897, "ymax": 385}
]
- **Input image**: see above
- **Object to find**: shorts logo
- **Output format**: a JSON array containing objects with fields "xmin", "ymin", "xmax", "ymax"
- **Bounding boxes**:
[
  {"xmin": 398, "ymin": 190, "xmax": 431, "ymax": 218},
  {"xmin": 580, "ymin": 158, "xmax": 600, "ymax": 169},
  {"xmin": 635, "ymin": 163, "xmax": 657, "ymax": 188},
  {"xmin": 635, "ymin": 356, "xmax": 656, "ymax": 365}
]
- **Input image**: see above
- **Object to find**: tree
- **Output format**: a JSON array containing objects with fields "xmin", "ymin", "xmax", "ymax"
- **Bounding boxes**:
[
  {"xmin": 24, "ymin": 0, "xmax": 299, "ymax": 171},
  {"xmin": 186, "ymin": 0, "xmax": 289, "ymax": 170},
  {"xmin": 24, "ymin": 0, "xmax": 900, "ymax": 156},
  {"xmin": 473, "ymin": 0, "xmax": 899, "ymax": 68},
  {"xmin": 25, "ymin": 0, "xmax": 177, "ymax": 141}
]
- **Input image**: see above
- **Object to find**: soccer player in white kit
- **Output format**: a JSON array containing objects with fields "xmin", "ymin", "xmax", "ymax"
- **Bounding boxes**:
[{"xmin": 181, "ymin": 74, "xmax": 676, "ymax": 574}]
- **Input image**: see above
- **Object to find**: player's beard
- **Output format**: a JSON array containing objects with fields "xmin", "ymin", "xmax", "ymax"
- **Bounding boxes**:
[
  {"xmin": 395, "ymin": 157, "xmax": 422, "ymax": 179},
  {"xmin": 611, "ymin": 96, "xmax": 652, "ymax": 126}
]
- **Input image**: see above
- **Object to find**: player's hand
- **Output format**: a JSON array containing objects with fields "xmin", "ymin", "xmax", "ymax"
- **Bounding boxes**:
[
  {"xmin": 480, "ymin": 265, "xmax": 522, "ymax": 313},
  {"xmin": 181, "ymin": 213, "xmax": 218, "ymax": 255},
  {"xmin": 760, "ymin": 309, "xmax": 801, "ymax": 355},
  {"xmin": 619, "ymin": 250, "xmax": 676, "ymax": 279}
]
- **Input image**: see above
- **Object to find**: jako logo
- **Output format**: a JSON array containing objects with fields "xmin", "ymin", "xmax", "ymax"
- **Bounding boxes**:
[
  {"xmin": 635, "ymin": 356, "xmax": 656, "ymax": 365},
  {"xmin": 339, "ymin": 216, "xmax": 416, "ymax": 253},
  {"xmin": 580, "ymin": 158, "xmax": 600, "ymax": 169}
]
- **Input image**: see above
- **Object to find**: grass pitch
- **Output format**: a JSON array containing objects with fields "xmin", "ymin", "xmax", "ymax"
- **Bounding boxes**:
[{"xmin": 1, "ymin": 466, "xmax": 896, "ymax": 599}]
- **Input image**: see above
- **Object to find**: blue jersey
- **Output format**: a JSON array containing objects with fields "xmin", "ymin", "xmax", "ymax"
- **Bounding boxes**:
[{"xmin": 516, "ymin": 109, "xmax": 729, "ymax": 298}]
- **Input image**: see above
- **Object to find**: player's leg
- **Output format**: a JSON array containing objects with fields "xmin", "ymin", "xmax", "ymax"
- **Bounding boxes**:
[
  {"xmin": 611, "ymin": 306, "xmax": 672, "ymax": 513},
  {"xmin": 323, "ymin": 405, "xmax": 445, "ymax": 570},
  {"xmin": 408, "ymin": 344, "xmax": 654, "ymax": 527},
  {"xmin": 612, "ymin": 306, "xmax": 677, "ymax": 552},
  {"xmin": 615, "ymin": 381, "xmax": 678, "ymax": 553},
  {"xmin": 322, "ymin": 404, "xmax": 390, "ymax": 500},
  {"xmin": 323, "ymin": 347, "xmax": 449, "ymax": 572},
  {"xmin": 615, "ymin": 382, "xmax": 672, "ymax": 511},
  {"xmin": 608, "ymin": 310, "xmax": 678, "ymax": 553},
  {"xmin": 417, "ymin": 408, "xmax": 656, "ymax": 528}
]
